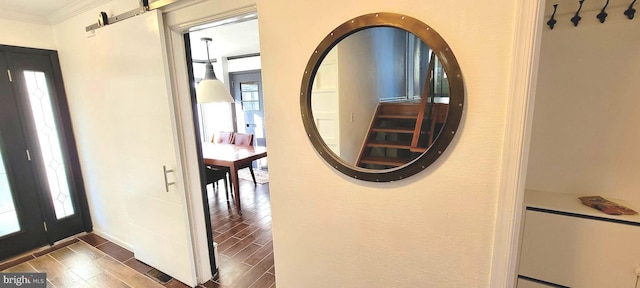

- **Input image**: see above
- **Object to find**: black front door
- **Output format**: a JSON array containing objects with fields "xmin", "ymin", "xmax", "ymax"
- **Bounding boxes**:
[{"xmin": 0, "ymin": 45, "xmax": 90, "ymax": 260}]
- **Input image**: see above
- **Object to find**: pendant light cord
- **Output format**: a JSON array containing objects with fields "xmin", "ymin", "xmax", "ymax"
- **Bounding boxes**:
[{"xmin": 204, "ymin": 39, "xmax": 211, "ymax": 64}]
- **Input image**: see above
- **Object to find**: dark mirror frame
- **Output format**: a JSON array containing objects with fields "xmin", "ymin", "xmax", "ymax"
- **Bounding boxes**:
[{"xmin": 300, "ymin": 12, "xmax": 464, "ymax": 182}]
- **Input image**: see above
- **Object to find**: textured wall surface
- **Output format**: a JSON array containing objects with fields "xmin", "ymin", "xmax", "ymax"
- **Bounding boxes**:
[
  {"xmin": 3, "ymin": 0, "xmax": 528, "ymax": 285},
  {"xmin": 527, "ymin": 3, "xmax": 640, "ymax": 204},
  {"xmin": 258, "ymin": 0, "xmax": 518, "ymax": 287},
  {"xmin": 0, "ymin": 18, "xmax": 55, "ymax": 50},
  {"xmin": 50, "ymin": 0, "xmax": 161, "ymax": 249}
]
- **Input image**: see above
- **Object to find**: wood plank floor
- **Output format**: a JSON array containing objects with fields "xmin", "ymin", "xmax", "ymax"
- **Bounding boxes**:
[
  {"xmin": 0, "ymin": 177, "xmax": 273, "ymax": 288},
  {"xmin": 0, "ymin": 235, "xmax": 179, "ymax": 287},
  {"xmin": 203, "ymin": 177, "xmax": 275, "ymax": 288}
]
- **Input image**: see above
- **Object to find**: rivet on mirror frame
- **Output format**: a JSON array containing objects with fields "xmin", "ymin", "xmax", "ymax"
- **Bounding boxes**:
[
  {"xmin": 438, "ymin": 151, "xmax": 443, "ymax": 154},
  {"xmin": 351, "ymin": 20, "xmax": 354, "ymax": 23},
  {"xmin": 330, "ymin": 32, "xmax": 334, "ymax": 36},
  {"xmin": 459, "ymin": 103, "xmax": 462, "ymax": 106},
  {"xmin": 401, "ymin": 16, "xmax": 405, "ymax": 19},
  {"xmin": 375, "ymin": 14, "xmax": 379, "ymax": 17},
  {"xmin": 451, "ymin": 131, "xmax": 455, "ymax": 134},
  {"xmin": 457, "ymin": 74, "xmax": 461, "ymax": 78},
  {"xmin": 426, "ymin": 27, "xmax": 430, "ymax": 30}
]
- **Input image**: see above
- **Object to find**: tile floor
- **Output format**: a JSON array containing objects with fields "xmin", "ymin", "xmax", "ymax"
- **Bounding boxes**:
[
  {"xmin": 205, "ymin": 179, "xmax": 275, "ymax": 288},
  {"xmin": 0, "ymin": 234, "xmax": 177, "ymax": 287},
  {"xmin": 0, "ymin": 177, "xmax": 275, "ymax": 288}
]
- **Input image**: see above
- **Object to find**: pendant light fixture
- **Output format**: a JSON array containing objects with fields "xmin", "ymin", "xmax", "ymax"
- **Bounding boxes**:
[{"xmin": 196, "ymin": 37, "xmax": 234, "ymax": 103}]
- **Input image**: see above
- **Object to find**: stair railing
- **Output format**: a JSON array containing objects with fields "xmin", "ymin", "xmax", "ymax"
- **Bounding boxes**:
[{"xmin": 410, "ymin": 51, "xmax": 436, "ymax": 151}]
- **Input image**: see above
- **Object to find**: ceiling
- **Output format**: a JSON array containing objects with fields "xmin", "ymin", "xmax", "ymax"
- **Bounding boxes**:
[
  {"xmin": 0, "ymin": 0, "xmax": 106, "ymax": 24},
  {"xmin": 2, "ymin": 0, "xmax": 77, "ymax": 17},
  {"xmin": 0, "ymin": 0, "xmax": 260, "ymax": 59},
  {"xmin": 1, "ymin": 0, "xmax": 78, "ymax": 17},
  {"xmin": 188, "ymin": 19, "xmax": 260, "ymax": 61}
]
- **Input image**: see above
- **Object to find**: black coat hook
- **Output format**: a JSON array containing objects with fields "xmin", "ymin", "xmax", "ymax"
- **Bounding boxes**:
[
  {"xmin": 624, "ymin": 0, "xmax": 637, "ymax": 19},
  {"xmin": 547, "ymin": 4, "xmax": 559, "ymax": 29},
  {"xmin": 597, "ymin": 0, "xmax": 609, "ymax": 23},
  {"xmin": 571, "ymin": 0, "xmax": 585, "ymax": 26}
]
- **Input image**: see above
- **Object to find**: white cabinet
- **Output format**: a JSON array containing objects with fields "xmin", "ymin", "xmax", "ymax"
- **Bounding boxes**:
[{"xmin": 518, "ymin": 191, "xmax": 640, "ymax": 288}]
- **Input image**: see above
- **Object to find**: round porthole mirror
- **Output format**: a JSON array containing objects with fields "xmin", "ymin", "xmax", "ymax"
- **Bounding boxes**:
[{"xmin": 300, "ymin": 12, "xmax": 464, "ymax": 182}]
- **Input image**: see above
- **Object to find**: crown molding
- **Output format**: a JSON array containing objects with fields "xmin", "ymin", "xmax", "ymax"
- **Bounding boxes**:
[
  {"xmin": 47, "ymin": 0, "xmax": 112, "ymax": 25},
  {"xmin": 148, "ymin": 0, "xmax": 207, "ymax": 13}
]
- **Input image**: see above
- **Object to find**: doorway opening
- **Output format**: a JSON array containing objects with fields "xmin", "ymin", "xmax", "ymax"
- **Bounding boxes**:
[
  {"xmin": 184, "ymin": 14, "xmax": 275, "ymax": 287},
  {"xmin": 229, "ymin": 70, "xmax": 267, "ymax": 170}
]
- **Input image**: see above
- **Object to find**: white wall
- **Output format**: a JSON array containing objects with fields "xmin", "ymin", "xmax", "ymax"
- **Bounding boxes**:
[
  {"xmin": 6, "ymin": 0, "xmax": 530, "ymax": 285},
  {"xmin": 46, "ymin": 3, "xmax": 206, "ymax": 285},
  {"xmin": 50, "ymin": 0, "xmax": 157, "ymax": 248},
  {"xmin": 228, "ymin": 56, "xmax": 261, "ymax": 72},
  {"xmin": 526, "ymin": 3, "xmax": 640, "ymax": 204},
  {"xmin": 0, "ymin": 18, "xmax": 55, "ymax": 50},
  {"xmin": 338, "ymin": 31, "xmax": 379, "ymax": 164},
  {"xmin": 258, "ymin": 0, "xmax": 518, "ymax": 287}
]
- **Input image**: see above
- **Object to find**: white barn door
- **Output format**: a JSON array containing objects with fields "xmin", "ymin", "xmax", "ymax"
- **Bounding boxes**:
[{"xmin": 95, "ymin": 10, "xmax": 196, "ymax": 286}]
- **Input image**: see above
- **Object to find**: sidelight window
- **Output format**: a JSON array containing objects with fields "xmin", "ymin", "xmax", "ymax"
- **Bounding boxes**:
[{"xmin": 24, "ymin": 71, "xmax": 74, "ymax": 219}]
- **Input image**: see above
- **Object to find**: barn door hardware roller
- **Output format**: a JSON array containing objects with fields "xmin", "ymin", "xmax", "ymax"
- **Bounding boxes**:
[{"xmin": 85, "ymin": 0, "xmax": 179, "ymax": 32}]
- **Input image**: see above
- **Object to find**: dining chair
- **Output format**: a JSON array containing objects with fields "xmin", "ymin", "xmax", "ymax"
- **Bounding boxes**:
[
  {"xmin": 233, "ymin": 133, "xmax": 253, "ymax": 146},
  {"xmin": 232, "ymin": 133, "xmax": 257, "ymax": 185},
  {"xmin": 212, "ymin": 131, "xmax": 235, "ymax": 144},
  {"xmin": 205, "ymin": 131, "xmax": 235, "ymax": 200},
  {"xmin": 205, "ymin": 167, "xmax": 231, "ymax": 201}
]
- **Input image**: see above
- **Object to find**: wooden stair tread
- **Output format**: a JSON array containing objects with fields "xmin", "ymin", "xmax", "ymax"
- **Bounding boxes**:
[
  {"xmin": 367, "ymin": 141, "xmax": 412, "ymax": 149},
  {"xmin": 377, "ymin": 114, "xmax": 418, "ymax": 119},
  {"xmin": 357, "ymin": 100, "xmax": 431, "ymax": 167},
  {"xmin": 378, "ymin": 102, "xmax": 421, "ymax": 116},
  {"xmin": 379, "ymin": 102, "xmax": 421, "ymax": 106},
  {"xmin": 410, "ymin": 147, "xmax": 427, "ymax": 153},
  {"xmin": 371, "ymin": 127, "xmax": 414, "ymax": 133},
  {"xmin": 366, "ymin": 141, "xmax": 427, "ymax": 153},
  {"xmin": 359, "ymin": 156, "xmax": 412, "ymax": 167}
]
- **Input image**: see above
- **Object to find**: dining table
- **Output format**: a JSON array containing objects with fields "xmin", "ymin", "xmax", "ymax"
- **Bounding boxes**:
[{"xmin": 201, "ymin": 143, "xmax": 267, "ymax": 213}]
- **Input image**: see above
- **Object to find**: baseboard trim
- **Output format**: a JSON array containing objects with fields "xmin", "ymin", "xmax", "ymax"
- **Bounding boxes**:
[
  {"xmin": 91, "ymin": 228, "xmax": 134, "ymax": 252},
  {"xmin": 518, "ymin": 275, "xmax": 569, "ymax": 288}
]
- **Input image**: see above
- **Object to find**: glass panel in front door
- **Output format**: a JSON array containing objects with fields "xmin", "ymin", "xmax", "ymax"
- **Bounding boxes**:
[
  {"xmin": 23, "ymin": 71, "xmax": 74, "ymax": 219},
  {"xmin": 0, "ymin": 148, "xmax": 20, "ymax": 237}
]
